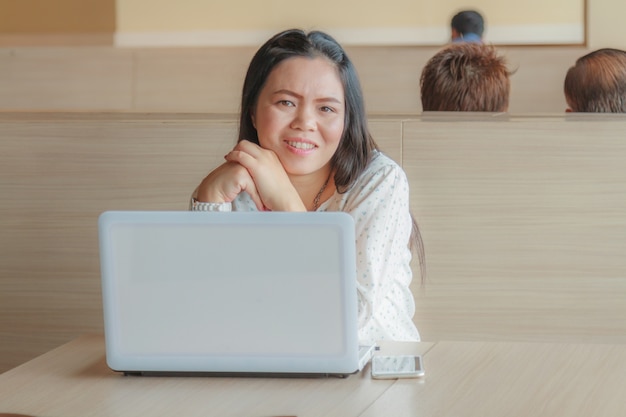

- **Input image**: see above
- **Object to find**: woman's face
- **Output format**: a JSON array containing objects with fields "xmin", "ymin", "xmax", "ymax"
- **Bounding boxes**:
[{"xmin": 251, "ymin": 56, "xmax": 345, "ymax": 179}]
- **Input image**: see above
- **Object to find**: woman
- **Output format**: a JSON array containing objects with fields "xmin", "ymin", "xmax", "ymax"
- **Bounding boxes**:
[{"xmin": 191, "ymin": 29, "xmax": 423, "ymax": 344}]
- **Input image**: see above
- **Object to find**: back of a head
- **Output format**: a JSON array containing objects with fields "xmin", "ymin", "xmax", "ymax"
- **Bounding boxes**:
[
  {"xmin": 564, "ymin": 48, "xmax": 626, "ymax": 113},
  {"xmin": 451, "ymin": 10, "xmax": 484, "ymax": 41},
  {"xmin": 420, "ymin": 43, "xmax": 510, "ymax": 112}
]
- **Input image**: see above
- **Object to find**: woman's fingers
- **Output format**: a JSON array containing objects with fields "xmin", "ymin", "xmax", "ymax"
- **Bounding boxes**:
[
  {"xmin": 195, "ymin": 161, "xmax": 260, "ymax": 206},
  {"xmin": 223, "ymin": 141, "xmax": 305, "ymax": 211}
]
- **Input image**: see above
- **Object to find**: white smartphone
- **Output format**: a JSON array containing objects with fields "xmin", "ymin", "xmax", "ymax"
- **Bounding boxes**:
[{"xmin": 371, "ymin": 354, "xmax": 425, "ymax": 379}]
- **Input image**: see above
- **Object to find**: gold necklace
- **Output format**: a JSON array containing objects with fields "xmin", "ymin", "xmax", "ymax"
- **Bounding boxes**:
[{"xmin": 312, "ymin": 173, "xmax": 331, "ymax": 211}]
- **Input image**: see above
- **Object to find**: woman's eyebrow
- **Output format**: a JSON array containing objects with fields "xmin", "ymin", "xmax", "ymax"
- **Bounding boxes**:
[{"xmin": 272, "ymin": 89, "xmax": 343, "ymax": 104}]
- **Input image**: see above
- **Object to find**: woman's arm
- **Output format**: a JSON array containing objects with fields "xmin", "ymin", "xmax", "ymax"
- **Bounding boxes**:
[{"xmin": 341, "ymin": 157, "xmax": 420, "ymax": 344}]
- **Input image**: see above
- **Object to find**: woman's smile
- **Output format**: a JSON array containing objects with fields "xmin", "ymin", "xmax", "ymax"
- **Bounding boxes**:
[{"xmin": 285, "ymin": 139, "xmax": 317, "ymax": 153}]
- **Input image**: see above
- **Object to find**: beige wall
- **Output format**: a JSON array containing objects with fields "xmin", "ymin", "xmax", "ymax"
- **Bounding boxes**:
[
  {"xmin": 117, "ymin": 0, "xmax": 626, "ymax": 49},
  {"xmin": 1, "ymin": 0, "xmax": 588, "ymax": 46},
  {"xmin": 4, "ymin": 0, "xmax": 626, "ymax": 49},
  {"xmin": 114, "ymin": 0, "xmax": 584, "ymax": 45},
  {"xmin": 588, "ymin": 0, "xmax": 626, "ymax": 49},
  {"xmin": 115, "ymin": 0, "xmax": 581, "ymax": 31}
]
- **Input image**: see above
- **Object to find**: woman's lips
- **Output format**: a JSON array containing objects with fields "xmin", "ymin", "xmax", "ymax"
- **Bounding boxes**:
[{"xmin": 285, "ymin": 140, "xmax": 317, "ymax": 153}]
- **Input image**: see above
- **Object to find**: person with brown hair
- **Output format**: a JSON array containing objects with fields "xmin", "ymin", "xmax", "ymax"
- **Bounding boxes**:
[
  {"xmin": 564, "ymin": 48, "xmax": 626, "ymax": 113},
  {"xmin": 420, "ymin": 42, "xmax": 511, "ymax": 112}
]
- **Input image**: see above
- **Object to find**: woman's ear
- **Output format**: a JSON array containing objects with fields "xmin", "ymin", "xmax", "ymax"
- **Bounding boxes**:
[{"xmin": 251, "ymin": 110, "xmax": 256, "ymax": 129}]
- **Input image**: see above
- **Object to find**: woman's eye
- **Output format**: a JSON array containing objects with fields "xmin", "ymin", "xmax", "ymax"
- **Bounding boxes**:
[
  {"xmin": 278, "ymin": 100, "xmax": 295, "ymax": 107},
  {"xmin": 320, "ymin": 106, "xmax": 335, "ymax": 113}
]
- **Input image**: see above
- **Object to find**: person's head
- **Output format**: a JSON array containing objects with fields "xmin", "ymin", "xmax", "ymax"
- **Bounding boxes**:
[
  {"xmin": 420, "ymin": 43, "xmax": 511, "ymax": 112},
  {"xmin": 564, "ymin": 48, "xmax": 626, "ymax": 113},
  {"xmin": 451, "ymin": 10, "xmax": 484, "ymax": 43},
  {"xmin": 238, "ymin": 28, "xmax": 377, "ymax": 191}
]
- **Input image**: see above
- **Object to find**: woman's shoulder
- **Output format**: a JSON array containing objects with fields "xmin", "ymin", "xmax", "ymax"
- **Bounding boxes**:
[
  {"xmin": 325, "ymin": 151, "xmax": 408, "ymax": 210},
  {"xmin": 342, "ymin": 151, "xmax": 408, "ymax": 196},
  {"xmin": 360, "ymin": 150, "xmax": 406, "ymax": 181}
]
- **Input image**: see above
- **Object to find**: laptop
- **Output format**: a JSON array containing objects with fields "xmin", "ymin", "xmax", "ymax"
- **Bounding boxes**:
[{"xmin": 98, "ymin": 210, "xmax": 375, "ymax": 377}]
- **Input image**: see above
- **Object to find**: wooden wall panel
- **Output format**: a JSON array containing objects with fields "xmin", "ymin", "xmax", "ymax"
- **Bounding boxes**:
[
  {"xmin": 0, "ymin": 48, "xmax": 133, "ymax": 110},
  {"xmin": 132, "ymin": 47, "xmax": 254, "ymax": 113},
  {"xmin": 405, "ymin": 113, "xmax": 626, "ymax": 343},
  {"xmin": 0, "ymin": 45, "xmax": 590, "ymax": 114},
  {"xmin": 0, "ymin": 113, "xmax": 237, "ymax": 372},
  {"xmin": 503, "ymin": 47, "xmax": 586, "ymax": 113}
]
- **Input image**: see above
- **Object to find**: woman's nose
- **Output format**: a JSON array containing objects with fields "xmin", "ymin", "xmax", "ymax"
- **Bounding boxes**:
[{"xmin": 291, "ymin": 106, "xmax": 317, "ymax": 131}]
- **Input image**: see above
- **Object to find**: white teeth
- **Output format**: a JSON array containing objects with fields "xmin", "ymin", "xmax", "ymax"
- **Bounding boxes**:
[{"xmin": 287, "ymin": 141, "xmax": 315, "ymax": 150}]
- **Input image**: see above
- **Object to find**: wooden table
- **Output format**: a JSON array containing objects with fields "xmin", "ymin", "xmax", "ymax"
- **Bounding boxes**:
[
  {"xmin": 1, "ymin": 335, "xmax": 624, "ymax": 417},
  {"xmin": 362, "ymin": 341, "xmax": 626, "ymax": 417}
]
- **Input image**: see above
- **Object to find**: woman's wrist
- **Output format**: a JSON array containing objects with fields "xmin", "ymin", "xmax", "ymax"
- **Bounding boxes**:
[{"xmin": 189, "ymin": 197, "xmax": 231, "ymax": 212}]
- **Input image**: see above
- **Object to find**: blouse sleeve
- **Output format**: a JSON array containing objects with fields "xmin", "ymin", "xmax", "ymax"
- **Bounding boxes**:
[{"xmin": 341, "ymin": 157, "xmax": 420, "ymax": 344}]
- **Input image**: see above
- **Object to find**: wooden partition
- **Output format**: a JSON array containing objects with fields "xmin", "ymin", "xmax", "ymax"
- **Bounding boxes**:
[
  {"xmin": 0, "ymin": 113, "xmax": 231, "ymax": 372},
  {"xmin": 2, "ymin": 112, "xmax": 626, "ymax": 373},
  {"xmin": 407, "ymin": 113, "xmax": 626, "ymax": 343},
  {"xmin": 0, "ymin": 45, "xmax": 588, "ymax": 114}
]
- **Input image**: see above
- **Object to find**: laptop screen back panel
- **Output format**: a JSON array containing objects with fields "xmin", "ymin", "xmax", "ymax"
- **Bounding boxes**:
[{"xmin": 99, "ymin": 211, "xmax": 359, "ymax": 375}]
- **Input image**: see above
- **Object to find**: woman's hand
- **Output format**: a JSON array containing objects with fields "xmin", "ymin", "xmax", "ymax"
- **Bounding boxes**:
[
  {"xmin": 225, "ymin": 140, "xmax": 305, "ymax": 211},
  {"xmin": 194, "ymin": 160, "xmax": 265, "ymax": 210}
]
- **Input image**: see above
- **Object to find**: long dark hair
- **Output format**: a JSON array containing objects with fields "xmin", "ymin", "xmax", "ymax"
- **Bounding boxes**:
[
  {"xmin": 239, "ymin": 28, "xmax": 425, "ymax": 278},
  {"xmin": 238, "ymin": 28, "xmax": 377, "ymax": 192}
]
